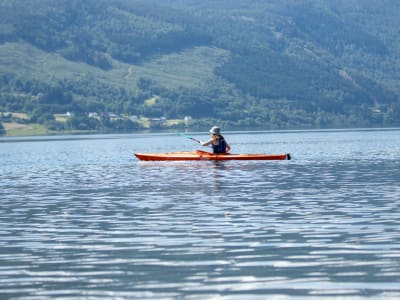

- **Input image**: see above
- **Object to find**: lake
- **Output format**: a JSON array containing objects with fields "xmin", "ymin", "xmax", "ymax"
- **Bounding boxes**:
[{"xmin": 1, "ymin": 129, "xmax": 399, "ymax": 299}]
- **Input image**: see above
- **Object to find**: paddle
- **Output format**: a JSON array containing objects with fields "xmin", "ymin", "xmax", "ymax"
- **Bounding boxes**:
[{"xmin": 178, "ymin": 132, "xmax": 201, "ymax": 144}]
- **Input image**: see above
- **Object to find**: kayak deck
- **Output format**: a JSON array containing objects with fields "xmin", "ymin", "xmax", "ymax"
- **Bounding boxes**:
[{"xmin": 135, "ymin": 150, "xmax": 291, "ymax": 161}]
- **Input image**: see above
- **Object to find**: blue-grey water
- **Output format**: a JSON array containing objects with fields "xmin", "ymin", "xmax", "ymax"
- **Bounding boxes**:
[{"xmin": 0, "ymin": 129, "xmax": 399, "ymax": 299}]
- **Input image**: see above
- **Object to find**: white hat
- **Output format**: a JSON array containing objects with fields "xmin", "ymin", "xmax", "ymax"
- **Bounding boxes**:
[{"xmin": 209, "ymin": 126, "xmax": 221, "ymax": 135}]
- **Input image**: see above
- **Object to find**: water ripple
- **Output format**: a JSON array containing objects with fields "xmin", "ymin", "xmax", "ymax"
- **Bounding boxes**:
[{"xmin": 1, "ymin": 131, "xmax": 400, "ymax": 299}]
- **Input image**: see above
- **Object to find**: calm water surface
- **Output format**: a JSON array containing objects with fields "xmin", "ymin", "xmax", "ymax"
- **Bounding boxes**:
[{"xmin": 0, "ymin": 129, "xmax": 399, "ymax": 299}]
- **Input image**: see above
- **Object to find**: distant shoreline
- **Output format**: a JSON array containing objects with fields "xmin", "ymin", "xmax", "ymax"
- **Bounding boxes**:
[{"xmin": 1, "ymin": 126, "xmax": 399, "ymax": 140}]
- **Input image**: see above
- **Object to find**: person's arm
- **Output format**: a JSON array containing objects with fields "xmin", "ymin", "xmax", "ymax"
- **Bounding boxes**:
[
  {"xmin": 201, "ymin": 138, "xmax": 213, "ymax": 147},
  {"xmin": 226, "ymin": 143, "xmax": 231, "ymax": 153}
]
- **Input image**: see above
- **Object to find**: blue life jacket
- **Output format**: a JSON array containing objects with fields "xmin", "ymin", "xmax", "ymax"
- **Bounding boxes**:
[{"xmin": 212, "ymin": 136, "xmax": 227, "ymax": 154}]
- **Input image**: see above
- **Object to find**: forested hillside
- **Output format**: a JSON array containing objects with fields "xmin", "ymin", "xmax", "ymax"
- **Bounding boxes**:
[{"xmin": 1, "ymin": 0, "xmax": 399, "ymax": 135}]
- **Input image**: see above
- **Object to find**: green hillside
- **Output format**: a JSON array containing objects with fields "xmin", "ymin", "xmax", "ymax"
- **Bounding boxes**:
[{"xmin": 1, "ymin": 0, "xmax": 399, "ymax": 135}]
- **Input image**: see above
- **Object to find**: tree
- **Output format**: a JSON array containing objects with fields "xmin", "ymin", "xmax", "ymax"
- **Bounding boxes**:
[
  {"xmin": 30, "ymin": 109, "xmax": 55, "ymax": 124},
  {"xmin": 0, "ymin": 122, "xmax": 5, "ymax": 135},
  {"xmin": 39, "ymin": 86, "xmax": 73, "ymax": 105}
]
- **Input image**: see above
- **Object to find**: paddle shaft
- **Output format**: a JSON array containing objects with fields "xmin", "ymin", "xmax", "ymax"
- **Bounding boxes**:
[{"xmin": 178, "ymin": 132, "xmax": 201, "ymax": 144}]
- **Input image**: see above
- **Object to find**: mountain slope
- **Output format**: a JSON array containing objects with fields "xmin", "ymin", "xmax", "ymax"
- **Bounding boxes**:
[{"xmin": 1, "ymin": 0, "xmax": 399, "ymax": 133}]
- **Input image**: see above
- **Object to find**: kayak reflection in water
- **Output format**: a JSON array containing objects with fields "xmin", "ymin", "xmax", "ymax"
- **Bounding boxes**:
[{"xmin": 200, "ymin": 126, "xmax": 231, "ymax": 154}]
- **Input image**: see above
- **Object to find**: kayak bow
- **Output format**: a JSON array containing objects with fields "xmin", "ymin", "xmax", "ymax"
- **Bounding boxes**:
[{"xmin": 135, "ymin": 150, "xmax": 291, "ymax": 161}]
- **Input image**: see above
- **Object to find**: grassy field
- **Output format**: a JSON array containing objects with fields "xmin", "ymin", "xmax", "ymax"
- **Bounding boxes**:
[
  {"xmin": 54, "ymin": 114, "xmax": 69, "ymax": 122},
  {"xmin": 0, "ymin": 42, "xmax": 230, "ymax": 93},
  {"xmin": 2, "ymin": 122, "xmax": 49, "ymax": 136}
]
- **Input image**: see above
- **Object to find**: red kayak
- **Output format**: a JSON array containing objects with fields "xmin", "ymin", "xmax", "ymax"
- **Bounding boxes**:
[{"xmin": 135, "ymin": 150, "xmax": 291, "ymax": 161}]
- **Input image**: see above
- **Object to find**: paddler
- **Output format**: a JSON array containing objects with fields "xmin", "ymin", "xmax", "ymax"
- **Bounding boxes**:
[{"xmin": 200, "ymin": 126, "xmax": 231, "ymax": 154}]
